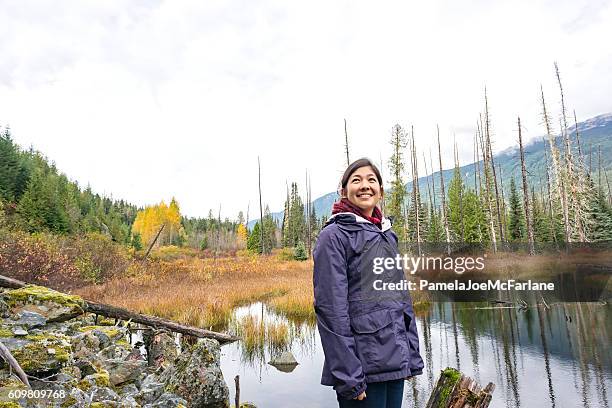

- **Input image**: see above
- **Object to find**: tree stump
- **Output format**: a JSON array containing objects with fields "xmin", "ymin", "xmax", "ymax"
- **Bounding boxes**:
[{"xmin": 425, "ymin": 368, "xmax": 495, "ymax": 408}]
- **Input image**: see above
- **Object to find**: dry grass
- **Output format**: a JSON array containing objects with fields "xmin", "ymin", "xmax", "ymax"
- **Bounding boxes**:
[{"xmin": 76, "ymin": 248, "xmax": 314, "ymax": 330}]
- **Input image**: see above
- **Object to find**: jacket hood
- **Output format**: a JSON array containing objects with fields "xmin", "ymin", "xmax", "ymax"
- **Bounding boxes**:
[{"xmin": 324, "ymin": 211, "xmax": 392, "ymax": 232}]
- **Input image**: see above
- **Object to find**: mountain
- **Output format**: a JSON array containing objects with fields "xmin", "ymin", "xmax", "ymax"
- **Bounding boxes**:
[{"xmin": 248, "ymin": 113, "xmax": 612, "ymax": 230}]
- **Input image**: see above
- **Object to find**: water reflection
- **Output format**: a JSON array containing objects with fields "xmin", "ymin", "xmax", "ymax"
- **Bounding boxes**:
[{"xmin": 219, "ymin": 302, "xmax": 611, "ymax": 408}]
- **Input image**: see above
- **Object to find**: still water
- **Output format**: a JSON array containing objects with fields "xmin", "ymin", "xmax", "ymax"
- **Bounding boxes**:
[{"xmin": 219, "ymin": 301, "xmax": 611, "ymax": 408}]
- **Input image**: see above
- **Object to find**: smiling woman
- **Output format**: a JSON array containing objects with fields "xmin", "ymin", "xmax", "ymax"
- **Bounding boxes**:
[{"xmin": 313, "ymin": 157, "xmax": 424, "ymax": 408}]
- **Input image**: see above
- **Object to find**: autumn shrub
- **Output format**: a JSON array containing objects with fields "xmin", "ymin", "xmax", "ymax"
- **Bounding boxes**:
[
  {"xmin": 0, "ymin": 230, "xmax": 80, "ymax": 288},
  {"xmin": 61, "ymin": 233, "xmax": 131, "ymax": 284},
  {"xmin": 0, "ymin": 230, "xmax": 131, "ymax": 289}
]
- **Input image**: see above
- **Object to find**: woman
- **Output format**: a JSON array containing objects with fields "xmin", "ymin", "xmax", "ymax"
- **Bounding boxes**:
[{"xmin": 313, "ymin": 158, "xmax": 424, "ymax": 408}]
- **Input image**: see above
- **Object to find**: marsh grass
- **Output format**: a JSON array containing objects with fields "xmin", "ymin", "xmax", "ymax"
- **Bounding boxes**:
[{"xmin": 77, "ymin": 248, "xmax": 314, "ymax": 331}]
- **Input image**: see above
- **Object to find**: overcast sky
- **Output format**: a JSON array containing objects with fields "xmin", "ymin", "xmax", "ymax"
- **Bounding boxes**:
[{"xmin": 1, "ymin": 0, "xmax": 611, "ymax": 219}]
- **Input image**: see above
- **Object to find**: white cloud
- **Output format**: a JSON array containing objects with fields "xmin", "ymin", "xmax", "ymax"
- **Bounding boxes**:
[{"xmin": 1, "ymin": 0, "xmax": 611, "ymax": 219}]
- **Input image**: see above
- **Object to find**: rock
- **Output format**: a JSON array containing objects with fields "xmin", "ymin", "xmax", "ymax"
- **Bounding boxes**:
[
  {"xmin": 103, "ymin": 358, "xmax": 147, "ymax": 386},
  {"xmin": 12, "ymin": 326, "xmax": 28, "ymax": 336},
  {"xmin": 268, "ymin": 351, "xmax": 299, "ymax": 373},
  {"xmin": 148, "ymin": 392, "xmax": 188, "ymax": 408},
  {"xmin": 268, "ymin": 350, "xmax": 298, "ymax": 365},
  {"xmin": 1, "ymin": 285, "xmax": 85, "ymax": 322},
  {"xmin": 136, "ymin": 379, "xmax": 165, "ymax": 405},
  {"xmin": 98, "ymin": 343, "xmax": 132, "ymax": 360},
  {"xmin": 160, "ymin": 339, "xmax": 229, "ymax": 408},
  {"xmin": 0, "ymin": 332, "xmax": 71, "ymax": 375},
  {"xmin": 90, "ymin": 385, "xmax": 120, "ymax": 402},
  {"xmin": 117, "ymin": 383, "xmax": 139, "ymax": 396},
  {"xmin": 147, "ymin": 329, "xmax": 178, "ymax": 369},
  {"xmin": 11, "ymin": 310, "xmax": 47, "ymax": 328},
  {"xmin": 77, "ymin": 370, "xmax": 111, "ymax": 392}
]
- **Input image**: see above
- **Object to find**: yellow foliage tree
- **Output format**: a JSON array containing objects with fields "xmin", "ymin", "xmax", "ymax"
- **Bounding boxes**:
[
  {"xmin": 132, "ymin": 198, "xmax": 184, "ymax": 248},
  {"xmin": 236, "ymin": 223, "xmax": 248, "ymax": 248}
]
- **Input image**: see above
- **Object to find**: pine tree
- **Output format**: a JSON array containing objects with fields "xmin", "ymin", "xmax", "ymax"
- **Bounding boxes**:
[
  {"xmin": 589, "ymin": 188, "xmax": 612, "ymax": 241},
  {"xmin": 508, "ymin": 178, "xmax": 526, "ymax": 242},
  {"xmin": 447, "ymin": 166, "xmax": 465, "ymax": 241},
  {"xmin": 426, "ymin": 208, "xmax": 445, "ymax": 243},
  {"xmin": 388, "ymin": 124, "xmax": 408, "ymax": 241},
  {"xmin": 531, "ymin": 189, "xmax": 553, "ymax": 243},
  {"xmin": 247, "ymin": 221, "xmax": 262, "ymax": 253},
  {"xmin": 294, "ymin": 241, "xmax": 307, "ymax": 261},
  {"xmin": 462, "ymin": 190, "xmax": 487, "ymax": 243},
  {"xmin": 262, "ymin": 204, "xmax": 277, "ymax": 252}
]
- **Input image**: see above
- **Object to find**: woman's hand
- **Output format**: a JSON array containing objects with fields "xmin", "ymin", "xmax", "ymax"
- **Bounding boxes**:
[{"xmin": 354, "ymin": 391, "xmax": 366, "ymax": 400}]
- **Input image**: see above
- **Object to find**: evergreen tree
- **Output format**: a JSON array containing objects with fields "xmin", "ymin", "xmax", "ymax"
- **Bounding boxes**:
[
  {"xmin": 294, "ymin": 241, "xmax": 307, "ymax": 261},
  {"xmin": 462, "ymin": 190, "xmax": 487, "ymax": 243},
  {"xmin": 508, "ymin": 178, "xmax": 526, "ymax": 241},
  {"xmin": 426, "ymin": 208, "xmax": 445, "ymax": 243},
  {"xmin": 387, "ymin": 124, "xmax": 408, "ymax": 241},
  {"xmin": 288, "ymin": 182, "xmax": 305, "ymax": 247},
  {"xmin": 447, "ymin": 166, "xmax": 465, "ymax": 241},
  {"xmin": 262, "ymin": 204, "xmax": 277, "ymax": 252},
  {"xmin": 531, "ymin": 190, "xmax": 553, "ymax": 243},
  {"xmin": 281, "ymin": 188, "xmax": 291, "ymax": 247},
  {"xmin": 247, "ymin": 221, "xmax": 262, "ymax": 253},
  {"xmin": 589, "ymin": 189, "xmax": 612, "ymax": 241}
]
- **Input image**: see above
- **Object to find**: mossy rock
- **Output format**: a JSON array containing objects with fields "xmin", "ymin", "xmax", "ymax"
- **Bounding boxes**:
[
  {"xmin": 2, "ymin": 285, "xmax": 84, "ymax": 323},
  {"xmin": 77, "ymin": 326, "xmax": 126, "ymax": 341},
  {"xmin": 1, "ymin": 332, "xmax": 72, "ymax": 375},
  {"xmin": 77, "ymin": 369, "xmax": 111, "ymax": 392}
]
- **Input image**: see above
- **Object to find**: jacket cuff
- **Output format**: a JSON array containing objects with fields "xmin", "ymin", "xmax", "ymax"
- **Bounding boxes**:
[
  {"xmin": 410, "ymin": 369, "xmax": 423, "ymax": 376},
  {"xmin": 338, "ymin": 381, "xmax": 367, "ymax": 400}
]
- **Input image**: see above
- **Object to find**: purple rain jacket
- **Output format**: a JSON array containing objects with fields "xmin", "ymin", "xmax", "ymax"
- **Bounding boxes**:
[{"xmin": 313, "ymin": 211, "xmax": 424, "ymax": 400}]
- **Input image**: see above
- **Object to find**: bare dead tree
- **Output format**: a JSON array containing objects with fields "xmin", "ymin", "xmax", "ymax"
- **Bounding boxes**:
[
  {"xmin": 437, "ymin": 125, "xmax": 451, "ymax": 251},
  {"xmin": 454, "ymin": 136, "xmax": 465, "ymax": 242},
  {"xmin": 542, "ymin": 141, "xmax": 557, "ymax": 244},
  {"xmin": 410, "ymin": 126, "xmax": 422, "ymax": 255},
  {"xmin": 541, "ymin": 85, "xmax": 570, "ymax": 242},
  {"xmin": 518, "ymin": 117, "xmax": 535, "ymax": 255},
  {"xmin": 257, "ymin": 156, "xmax": 265, "ymax": 254},
  {"xmin": 429, "ymin": 148, "xmax": 437, "ymax": 210},
  {"xmin": 484, "ymin": 89, "xmax": 505, "ymax": 243},
  {"xmin": 344, "ymin": 118, "xmax": 350, "ymax": 167},
  {"xmin": 555, "ymin": 62, "xmax": 587, "ymax": 241},
  {"xmin": 478, "ymin": 113, "xmax": 497, "ymax": 252}
]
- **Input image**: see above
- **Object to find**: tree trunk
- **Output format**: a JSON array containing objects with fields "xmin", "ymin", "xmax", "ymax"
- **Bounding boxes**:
[
  {"xmin": 518, "ymin": 117, "xmax": 535, "ymax": 255},
  {"xmin": 425, "ymin": 367, "xmax": 495, "ymax": 408},
  {"xmin": 0, "ymin": 275, "xmax": 240, "ymax": 344}
]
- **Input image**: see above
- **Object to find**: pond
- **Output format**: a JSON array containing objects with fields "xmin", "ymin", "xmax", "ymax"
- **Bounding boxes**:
[{"xmin": 219, "ymin": 301, "xmax": 611, "ymax": 408}]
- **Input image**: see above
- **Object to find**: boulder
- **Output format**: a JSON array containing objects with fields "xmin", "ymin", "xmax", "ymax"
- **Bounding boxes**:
[
  {"xmin": 148, "ymin": 392, "xmax": 188, "ymax": 408},
  {"xmin": 147, "ymin": 329, "xmax": 178, "ymax": 369},
  {"xmin": 160, "ymin": 339, "xmax": 230, "ymax": 408},
  {"xmin": 0, "ymin": 332, "xmax": 71, "ymax": 375},
  {"xmin": 103, "ymin": 358, "xmax": 147, "ymax": 386},
  {"xmin": 1, "ymin": 285, "xmax": 85, "ymax": 322}
]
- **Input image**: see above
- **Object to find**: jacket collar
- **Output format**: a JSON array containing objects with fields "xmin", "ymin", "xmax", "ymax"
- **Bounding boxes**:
[{"xmin": 326, "ymin": 211, "xmax": 392, "ymax": 232}]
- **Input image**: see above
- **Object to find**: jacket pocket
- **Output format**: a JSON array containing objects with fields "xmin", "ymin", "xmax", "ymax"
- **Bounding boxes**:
[{"xmin": 350, "ymin": 309, "xmax": 403, "ymax": 374}]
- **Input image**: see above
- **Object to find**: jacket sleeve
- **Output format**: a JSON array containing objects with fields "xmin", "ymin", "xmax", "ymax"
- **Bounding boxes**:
[
  {"xmin": 313, "ymin": 227, "xmax": 366, "ymax": 400},
  {"xmin": 403, "ymin": 299, "xmax": 424, "ymax": 375}
]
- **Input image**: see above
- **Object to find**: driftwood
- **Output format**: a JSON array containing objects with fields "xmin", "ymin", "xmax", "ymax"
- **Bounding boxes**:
[
  {"xmin": 0, "ymin": 340, "xmax": 31, "ymax": 388},
  {"xmin": 0, "ymin": 275, "xmax": 239, "ymax": 345},
  {"xmin": 426, "ymin": 368, "xmax": 495, "ymax": 408}
]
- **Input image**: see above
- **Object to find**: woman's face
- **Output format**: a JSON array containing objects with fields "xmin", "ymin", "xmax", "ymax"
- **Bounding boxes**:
[{"xmin": 343, "ymin": 165, "xmax": 382, "ymax": 217}]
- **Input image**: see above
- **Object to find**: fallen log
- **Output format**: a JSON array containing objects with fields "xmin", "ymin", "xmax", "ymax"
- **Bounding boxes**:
[
  {"xmin": 426, "ymin": 367, "xmax": 495, "ymax": 408},
  {"xmin": 0, "ymin": 340, "xmax": 30, "ymax": 388},
  {"xmin": 0, "ymin": 275, "xmax": 239, "ymax": 345}
]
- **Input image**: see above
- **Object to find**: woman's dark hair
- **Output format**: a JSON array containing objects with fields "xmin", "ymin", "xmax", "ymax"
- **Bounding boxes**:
[{"xmin": 338, "ymin": 157, "xmax": 384, "ymax": 195}]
